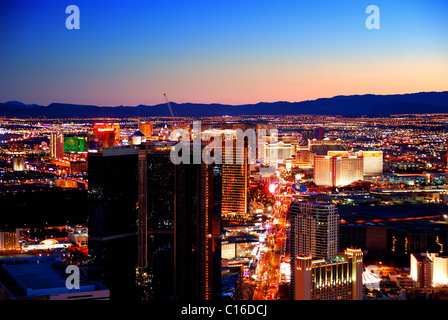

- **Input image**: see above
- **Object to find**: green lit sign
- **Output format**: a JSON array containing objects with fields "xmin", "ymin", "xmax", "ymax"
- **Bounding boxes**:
[{"xmin": 64, "ymin": 137, "xmax": 87, "ymax": 152}]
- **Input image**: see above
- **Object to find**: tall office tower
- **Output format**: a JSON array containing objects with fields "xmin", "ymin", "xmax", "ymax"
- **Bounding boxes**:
[
  {"xmin": 174, "ymin": 153, "xmax": 221, "ymax": 300},
  {"xmin": 87, "ymin": 146, "xmax": 139, "ymax": 300},
  {"xmin": 293, "ymin": 248, "xmax": 363, "ymax": 300},
  {"xmin": 137, "ymin": 141, "xmax": 176, "ymax": 300},
  {"xmin": 290, "ymin": 201, "xmax": 339, "ymax": 298},
  {"xmin": 314, "ymin": 154, "xmax": 363, "ymax": 187},
  {"xmin": 138, "ymin": 122, "xmax": 153, "ymax": 137},
  {"xmin": 50, "ymin": 132, "xmax": 64, "ymax": 159}
]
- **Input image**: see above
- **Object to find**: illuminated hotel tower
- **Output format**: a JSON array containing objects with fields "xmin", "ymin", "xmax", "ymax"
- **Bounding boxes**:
[
  {"xmin": 290, "ymin": 201, "xmax": 339, "ymax": 259},
  {"xmin": 411, "ymin": 253, "xmax": 448, "ymax": 288},
  {"xmin": 50, "ymin": 132, "xmax": 64, "ymax": 159},
  {"xmin": 221, "ymin": 133, "xmax": 248, "ymax": 219},
  {"xmin": 314, "ymin": 153, "xmax": 363, "ymax": 187},
  {"xmin": 201, "ymin": 128, "xmax": 249, "ymax": 220},
  {"xmin": 138, "ymin": 122, "xmax": 153, "ymax": 137},
  {"xmin": 294, "ymin": 248, "xmax": 363, "ymax": 300},
  {"xmin": 290, "ymin": 201, "xmax": 339, "ymax": 298}
]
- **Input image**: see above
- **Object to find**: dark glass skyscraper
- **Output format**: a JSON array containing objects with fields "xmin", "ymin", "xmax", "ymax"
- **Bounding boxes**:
[
  {"xmin": 87, "ymin": 146, "xmax": 139, "ymax": 300},
  {"xmin": 174, "ymin": 159, "xmax": 221, "ymax": 300},
  {"xmin": 138, "ymin": 141, "xmax": 222, "ymax": 300},
  {"xmin": 138, "ymin": 141, "xmax": 176, "ymax": 300}
]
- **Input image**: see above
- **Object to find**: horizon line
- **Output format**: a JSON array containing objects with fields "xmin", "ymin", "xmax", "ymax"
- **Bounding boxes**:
[{"xmin": 2, "ymin": 90, "xmax": 447, "ymax": 108}]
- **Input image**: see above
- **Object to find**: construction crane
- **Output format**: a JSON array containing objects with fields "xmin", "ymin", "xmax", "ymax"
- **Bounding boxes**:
[
  {"xmin": 163, "ymin": 92, "xmax": 180, "ymax": 132},
  {"xmin": 163, "ymin": 92, "xmax": 175, "ymax": 119}
]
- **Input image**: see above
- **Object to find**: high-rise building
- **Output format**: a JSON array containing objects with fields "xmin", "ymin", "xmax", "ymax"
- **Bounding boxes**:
[
  {"xmin": 313, "ymin": 155, "xmax": 334, "ymax": 187},
  {"xmin": 174, "ymin": 151, "xmax": 221, "ymax": 300},
  {"xmin": 222, "ymin": 134, "xmax": 248, "ymax": 219},
  {"xmin": 202, "ymin": 128, "xmax": 249, "ymax": 220},
  {"xmin": 138, "ymin": 122, "xmax": 153, "ymax": 137},
  {"xmin": 314, "ymin": 154, "xmax": 363, "ymax": 187},
  {"xmin": 137, "ymin": 141, "xmax": 176, "ymax": 300},
  {"xmin": 290, "ymin": 201, "xmax": 339, "ymax": 259},
  {"xmin": 88, "ymin": 123, "xmax": 120, "ymax": 151},
  {"xmin": 359, "ymin": 150, "xmax": 383, "ymax": 175},
  {"xmin": 138, "ymin": 140, "xmax": 221, "ymax": 301},
  {"xmin": 50, "ymin": 132, "xmax": 64, "ymax": 159},
  {"xmin": 334, "ymin": 154, "xmax": 363, "ymax": 186},
  {"xmin": 222, "ymin": 162, "xmax": 248, "ymax": 218},
  {"xmin": 293, "ymin": 248, "xmax": 363, "ymax": 300},
  {"xmin": 87, "ymin": 146, "xmax": 139, "ymax": 300},
  {"xmin": 411, "ymin": 253, "xmax": 448, "ymax": 288},
  {"xmin": 290, "ymin": 201, "xmax": 339, "ymax": 298},
  {"xmin": 0, "ymin": 228, "xmax": 21, "ymax": 251}
]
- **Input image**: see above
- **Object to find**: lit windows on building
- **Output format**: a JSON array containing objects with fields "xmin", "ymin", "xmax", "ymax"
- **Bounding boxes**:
[
  {"xmin": 293, "ymin": 248, "xmax": 363, "ymax": 300},
  {"xmin": 411, "ymin": 253, "xmax": 448, "ymax": 288},
  {"xmin": 314, "ymin": 154, "xmax": 363, "ymax": 187},
  {"xmin": 289, "ymin": 201, "xmax": 340, "ymax": 299}
]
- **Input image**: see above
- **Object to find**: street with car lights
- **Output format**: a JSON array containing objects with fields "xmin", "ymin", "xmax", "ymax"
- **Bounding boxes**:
[{"xmin": 239, "ymin": 182, "xmax": 290, "ymax": 300}]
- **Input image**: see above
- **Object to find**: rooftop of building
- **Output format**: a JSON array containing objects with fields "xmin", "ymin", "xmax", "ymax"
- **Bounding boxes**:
[
  {"xmin": 290, "ymin": 200, "xmax": 335, "ymax": 207},
  {"xmin": 0, "ymin": 255, "xmax": 107, "ymax": 298}
]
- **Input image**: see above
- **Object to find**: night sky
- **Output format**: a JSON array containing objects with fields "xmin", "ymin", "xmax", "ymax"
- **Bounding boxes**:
[{"xmin": 1, "ymin": 0, "xmax": 447, "ymax": 106}]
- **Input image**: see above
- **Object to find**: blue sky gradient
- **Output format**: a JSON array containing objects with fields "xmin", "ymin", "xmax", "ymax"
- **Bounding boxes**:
[{"xmin": 1, "ymin": 0, "xmax": 447, "ymax": 106}]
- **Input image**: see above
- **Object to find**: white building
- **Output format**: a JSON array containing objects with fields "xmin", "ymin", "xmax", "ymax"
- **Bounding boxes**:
[
  {"xmin": 359, "ymin": 150, "xmax": 383, "ymax": 175},
  {"xmin": 290, "ymin": 201, "xmax": 339, "ymax": 298},
  {"xmin": 314, "ymin": 153, "xmax": 363, "ymax": 187},
  {"xmin": 410, "ymin": 253, "xmax": 448, "ymax": 288}
]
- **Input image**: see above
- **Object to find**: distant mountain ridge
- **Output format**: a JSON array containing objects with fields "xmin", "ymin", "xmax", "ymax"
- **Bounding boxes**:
[{"xmin": 1, "ymin": 91, "xmax": 447, "ymax": 118}]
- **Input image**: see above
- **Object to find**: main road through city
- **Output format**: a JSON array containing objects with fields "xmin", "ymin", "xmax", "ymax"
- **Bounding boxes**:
[{"xmin": 242, "ymin": 185, "xmax": 289, "ymax": 300}]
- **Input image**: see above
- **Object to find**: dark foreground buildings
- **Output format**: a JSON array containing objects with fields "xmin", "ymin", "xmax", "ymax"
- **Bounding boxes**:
[
  {"xmin": 87, "ymin": 146, "xmax": 139, "ymax": 300},
  {"xmin": 174, "ymin": 159, "xmax": 221, "ymax": 300},
  {"xmin": 137, "ymin": 141, "xmax": 176, "ymax": 300},
  {"xmin": 88, "ymin": 142, "xmax": 222, "ymax": 300}
]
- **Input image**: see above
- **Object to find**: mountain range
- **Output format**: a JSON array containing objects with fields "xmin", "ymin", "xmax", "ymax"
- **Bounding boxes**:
[{"xmin": 1, "ymin": 91, "xmax": 448, "ymax": 118}]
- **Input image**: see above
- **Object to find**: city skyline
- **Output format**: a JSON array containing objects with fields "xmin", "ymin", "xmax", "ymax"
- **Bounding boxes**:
[
  {"xmin": 2, "ymin": 0, "xmax": 448, "ymax": 308},
  {"xmin": 2, "ymin": 112, "xmax": 448, "ymax": 303},
  {"xmin": 1, "ymin": 0, "xmax": 447, "ymax": 107}
]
